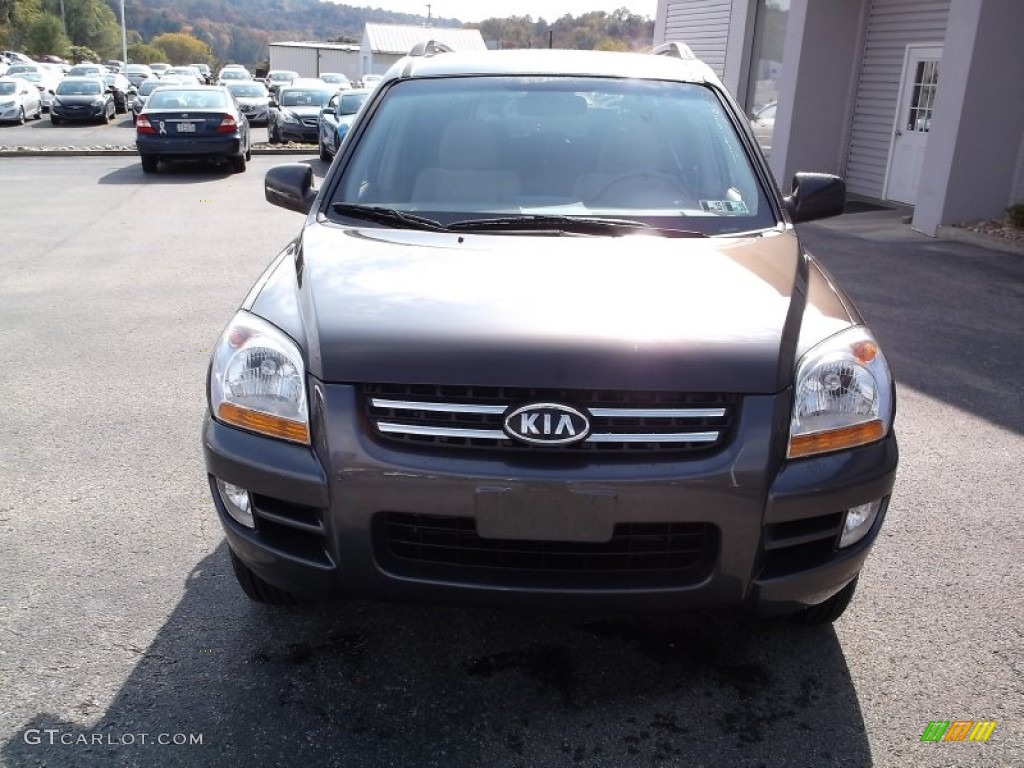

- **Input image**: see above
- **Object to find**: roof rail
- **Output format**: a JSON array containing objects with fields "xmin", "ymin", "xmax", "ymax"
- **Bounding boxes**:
[
  {"xmin": 408, "ymin": 40, "xmax": 454, "ymax": 58},
  {"xmin": 651, "ymin": 41, "xmax": 696, "ymax": 60}
]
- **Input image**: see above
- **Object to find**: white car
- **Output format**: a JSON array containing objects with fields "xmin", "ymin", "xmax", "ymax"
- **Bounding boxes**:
[{"xmin": 0, "ymin": 77, "xmax": 43, "ymax": 123}]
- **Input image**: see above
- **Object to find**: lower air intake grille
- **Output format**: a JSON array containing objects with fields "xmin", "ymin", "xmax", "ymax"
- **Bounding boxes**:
[{"xmin": 373, "ymin": 512, "xmax": 718, "ymax": 589}]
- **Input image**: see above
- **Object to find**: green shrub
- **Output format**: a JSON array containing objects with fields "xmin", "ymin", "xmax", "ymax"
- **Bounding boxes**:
[{"xmin": 1008, "ymin": 202, "xmax": 1024, "ymax": 229}]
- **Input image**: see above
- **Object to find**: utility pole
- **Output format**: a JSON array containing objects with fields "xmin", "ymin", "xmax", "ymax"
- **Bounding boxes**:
[
  {"xmin": 426, "ymin": 4, "xmax": 432, "ymax": 25},
  {"xmin": 120, "ymin": 0, "xmax": 128, "ymax": 64},
  {"xmin": 60, "ymin": 0, "xmax": 66, "ymax": 36}
]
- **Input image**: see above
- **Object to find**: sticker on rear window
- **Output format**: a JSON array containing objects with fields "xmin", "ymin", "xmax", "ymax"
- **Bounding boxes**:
[{"xmin": 700, "ymin": 200, "xmax": 750, "ymax": 215}]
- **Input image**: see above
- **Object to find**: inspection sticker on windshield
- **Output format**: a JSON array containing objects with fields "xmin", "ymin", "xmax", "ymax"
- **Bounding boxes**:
[{"xmin": 700, "ymin": 199, "xmax": 749, "ymax": 215}]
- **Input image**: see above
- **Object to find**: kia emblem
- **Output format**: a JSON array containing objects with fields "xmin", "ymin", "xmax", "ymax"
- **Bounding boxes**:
[{"xmin": 504, "ymin": 403, "xmax": 591, "ymax": 446}]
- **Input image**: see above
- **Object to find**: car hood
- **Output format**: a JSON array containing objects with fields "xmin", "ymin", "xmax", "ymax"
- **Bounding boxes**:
[
  {"xmin": 249, "ymin": 225, "xmax": 855, "ymax": 394},
  {"xmin": 278, "ymin": 105, "xmax": 322, "ymax": 118},
  {"xmin": 54, "ymin": 94, "xmax": 105, "ymax": 105}
]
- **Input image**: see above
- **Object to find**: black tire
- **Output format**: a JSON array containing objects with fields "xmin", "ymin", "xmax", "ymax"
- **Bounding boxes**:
[
  {"xmin": 231, "ymin": 153, "xmax": 246, "ymax": 173},
  {"xmin": 319, "ymin": 137, "xmax": 331, "ymax": 163},
  {"xmin": 268, "ymin": 123, "xmax": 280, "ymax": 144},
  {"xmin": 140, "ymin": 155, "xmax": 158, "ymax": 173},
  {"xmin": 17, "ymin": 107, "xmax": 25, "ymax": 125},
  {"xmin": 33, "ymin": 105, "xmax": 42, "ymax": 120},
  {"xmin": 790, "ymin": 576, "xmax": 859, "ymax": 625},
  {"xmin": 229, "ymin": 550, "xmax": 297, "ymax": 606},
  {"xmin": 51, "ymin": 115, "xmax": 60, "ymax": 126},
  {"xmin": 107, "ymin": 104, "xmax": 115, "ymax": 122},
  {"xmin": 244, "ymin": 137, "xmax": 252, "ymax": 161}
]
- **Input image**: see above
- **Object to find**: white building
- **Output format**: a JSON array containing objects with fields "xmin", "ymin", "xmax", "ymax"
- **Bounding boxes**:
[
  {"xmin": 268, "ymin": 42, "xmax": 361, "ymax": 82},
  {"xmin": 360, "ymin": 24, "xmax": 487, "ymax": 78},
  {"xmin": 655, "ymin": 0, "xmax": 1024, "ymax": 235}
]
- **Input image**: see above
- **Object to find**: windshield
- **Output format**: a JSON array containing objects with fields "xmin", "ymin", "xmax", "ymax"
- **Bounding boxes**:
[
  {"xmin": 339, "ymin": 92, "xmax": 368, "ymax": 115},
  {"xmin": 220, "ymin": 70, "xmax": 248, "ymax": 80},
  {"xmin": 0, "ymin": 82, "xmax": 16, "ymax": 95},
  {"xmin": 70, "ymin": 66, "xmax": 101, "ymax": 76},
  {"xmin": 138, "ymin": 80, "xmax": 161, "ymax": 96},
  {"xmin": 329, "ymin": 76, "xmax": 774, "ymax": 235},
  {"xmin": 7, "ymin": 65, "xmax": 36, "ymax": 75},
  {"xmin": 269, "ymin": 72, "xmax": 297, "ymax": 82},
  {"xmin": 280, "ymin": 89, "xmax": 332, "ymax": 107},
  {"xmin": 57, "ymin": 81, "xmax": 101, "ymax": 95},
  {"xmin": 322, "ymin": 74, "xmax": 349, "ymax": 84},
  {"xmin": 229, "ymin": 84, "xmax": 266, "ymax": 98},
  {"xmin": 16, "ymin": 72, "xmax": 40, "ymax": 82}
]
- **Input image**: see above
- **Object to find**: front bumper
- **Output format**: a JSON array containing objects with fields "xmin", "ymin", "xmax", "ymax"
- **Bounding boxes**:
[
  {"xmin": 51, "ymin": 103, "xmax": 106, "ymax": 120},
  {"xmin": 204, "ymin": 384, "xmax": 897, "ymax": 613},
  {"xmin": 136, "ymin": 134, "xmax": 242, "ymax": 160},
  {"xmin": 240, "ymin": 106, "xmax": 268, "ymax": 124},
  {"xmin": 0, "ymin": 103, "xmax": 25, "ymax": 120},
  {"xmin": 277, "ymin": 121, "xmax": 318, "ymax": 142}
]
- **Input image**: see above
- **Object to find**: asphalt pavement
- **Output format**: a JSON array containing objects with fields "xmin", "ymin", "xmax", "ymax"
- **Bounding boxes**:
[
  {"xmin": 0, "ymin": 156, "xmax": 1021, "ymax": 767},
  {"xmin": 0, "ymin": 114, "xmax": 281, "ymax": 148}
]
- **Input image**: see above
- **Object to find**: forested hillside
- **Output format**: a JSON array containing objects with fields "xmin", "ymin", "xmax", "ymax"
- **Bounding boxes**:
[{"xmin": 0, "ymin": 0, "xmax": 653, "ymax": 66}]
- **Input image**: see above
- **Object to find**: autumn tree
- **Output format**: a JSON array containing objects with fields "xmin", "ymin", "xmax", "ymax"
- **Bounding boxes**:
[{"xmin": 150, "ymin": 30, "xmax": 211, "ymax": 64}]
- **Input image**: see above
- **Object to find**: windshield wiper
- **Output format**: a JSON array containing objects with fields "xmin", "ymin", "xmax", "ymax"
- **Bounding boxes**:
[
  {"xmin": 447, "ymin": 215, "xmax": 707, "ymax": 237},
  {"xmin": 331, "ymin": 204, "xmax": 447, "ymax": 232}
]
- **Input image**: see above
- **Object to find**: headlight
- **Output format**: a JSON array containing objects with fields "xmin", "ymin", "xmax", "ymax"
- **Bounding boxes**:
[
  {"xmin": 209, "ymin": 312, "xmax": 310, "ymax": 444},
  {"xmin": 281, "ymin": 111, "xmax": 300, "ymax": 123},
  {"xmin": 788, "ymin": 326, "xmax": 893, "ymax": 459},
  {"xmin": 91, "ymin": 98, "xmax": 105, "ymax": 106}
]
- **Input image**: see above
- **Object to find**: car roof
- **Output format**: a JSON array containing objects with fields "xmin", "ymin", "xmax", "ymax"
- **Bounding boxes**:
[
  {"xmin": 384, "ymin": 49, "xmax": 715, "ymax": 86},
  {"xmin": 61, "ymin": 76, "xmax": 106, "ymax": 82}
]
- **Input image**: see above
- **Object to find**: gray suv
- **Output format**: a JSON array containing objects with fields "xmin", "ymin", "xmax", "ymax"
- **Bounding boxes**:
[{"xmin": 203, "ymin": 43, "xmax": 897, "ymax": 624}]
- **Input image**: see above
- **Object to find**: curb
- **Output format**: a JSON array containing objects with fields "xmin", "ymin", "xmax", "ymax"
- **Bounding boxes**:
[
  {"xmin": 0, "ymin": 146, "xmax": 316, "ymax": 157},
  {"xmin": 937, "ymin": 225, "xmax": 1024, "ymax": 257}
]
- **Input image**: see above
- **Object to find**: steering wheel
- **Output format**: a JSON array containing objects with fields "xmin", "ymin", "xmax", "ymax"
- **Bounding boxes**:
[{"xmin": 588, "ymin": 172, "xmax": 694, "ymax": 207}]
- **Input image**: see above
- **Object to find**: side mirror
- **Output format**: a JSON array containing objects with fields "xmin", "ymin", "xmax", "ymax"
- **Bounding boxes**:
[
  {"xmin": 321, "ymin": 106, "xmax": 331, "ymax": 116},
  {"xmin": 265, "ymin": 164, "xmax": 317, "ymax": 215},
  {"xmin": 784, "ymin": 172, "xmax": 846, "ymax": 223}
]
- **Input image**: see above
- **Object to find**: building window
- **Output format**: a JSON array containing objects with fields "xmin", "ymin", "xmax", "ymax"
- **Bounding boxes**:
[{"xmin": 745, "ymin": 0, "xmax": 790, "ymax": 157}]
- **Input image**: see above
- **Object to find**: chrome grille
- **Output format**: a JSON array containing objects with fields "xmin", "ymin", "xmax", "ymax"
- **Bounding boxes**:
[
  {"xmin": 300, "ymin": 117, "xmax": 318, "ymax": 127},
  {"xmin": 363, "ymin": 384, "xmax": 736, "ymax": 455}
]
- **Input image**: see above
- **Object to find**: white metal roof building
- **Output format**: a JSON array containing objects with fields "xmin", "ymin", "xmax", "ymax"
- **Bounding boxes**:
[
  {"xmin": 360, "ymin": 24, "xmax": 487, "ymax": 78},
  {"xmin": 268, "ymin": 42, "xmax": 361, "ymax": 82},
  {"xmin": 656, "ymin": 0, "xmax": 1024, "ymax": 236}
]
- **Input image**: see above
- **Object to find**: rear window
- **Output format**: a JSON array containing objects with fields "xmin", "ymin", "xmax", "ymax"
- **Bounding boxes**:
[
  {"xmin": 147, "ymin": 90, "xmax": 228, "ymax": 109},
  {"xmin": 228, "ymin": 84, "xmax": 266, "ymax": 98},
  {"xmin": 280, "ymin": 89, "xmax": 332, "ymax": 107},
  {"xmin": 339, "ymin": 92, "xmax": 369, "ymax": 115},
  {"xmin": 138, "ymin": 80, "xmax": 162, "ymax": 96},
  {"xmin": 57, "ymin": 80, "xmax": 101, "ymax": 95},
  {"xmin": 330, "ymin": 76, "xmax": 775, "ymax": 235},
  {"xmin": 0, "ymin": 82, "xmax": 16, "ymax": 95}
]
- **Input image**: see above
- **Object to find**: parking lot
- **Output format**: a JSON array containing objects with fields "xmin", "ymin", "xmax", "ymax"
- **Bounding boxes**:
[
  {"xmin": 0, "ymin": 155, "xmax": 1021, "ymax": 767},
  {"xmin": 0, "ymin": 114, "xmax": 286, "ymax": 147}
]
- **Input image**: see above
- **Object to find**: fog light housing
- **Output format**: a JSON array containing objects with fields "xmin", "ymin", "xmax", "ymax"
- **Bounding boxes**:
[
  {"xmin": 216, "ymin": 479, "xmax": 254, "ymax": 529},
  {"xmin": 839, "ymin": 499, "xmax": 882, "ymax": 548}
]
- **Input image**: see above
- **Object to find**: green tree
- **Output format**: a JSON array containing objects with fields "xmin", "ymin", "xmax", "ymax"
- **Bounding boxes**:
[
  {"xmin": 47, "ymin": 0, "xmax": 121, "ymax": 57},
  {"xmin": 24, "ymin": 11, "xmax": 69, "ymax": 55},
  {"xmin": 150, "ymin": 30, "xmax": 210, "ymax": 64},
  {"xmin": 68, "ymin": 43, "xmax": 99, "ymax": 62},
  {"xmin": 127, "ymin": 41, "xmax": 164, "ymax": 62}
]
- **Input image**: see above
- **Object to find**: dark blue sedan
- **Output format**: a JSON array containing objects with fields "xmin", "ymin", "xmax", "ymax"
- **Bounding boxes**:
[{"xmin": 135, "ymin": 85, "xmax": 251, "ymax": 174}]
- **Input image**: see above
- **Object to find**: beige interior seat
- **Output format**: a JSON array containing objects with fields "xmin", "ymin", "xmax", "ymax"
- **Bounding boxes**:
[{"xmin": 412, "ymin": 120, "xmax": 521, "ymax": 206}]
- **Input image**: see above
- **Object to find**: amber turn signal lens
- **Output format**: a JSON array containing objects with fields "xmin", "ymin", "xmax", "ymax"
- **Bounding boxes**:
[
  {"xmin": 788, "ymin": 420, "xmax": 885, "ymax": 458},
  {"xmin": 852, "ymin": 340, "xmax": 878, "ymax": 363},
  {"xmin": 218, "ymin": 402, "xmax": 310, "ymax": 444}
]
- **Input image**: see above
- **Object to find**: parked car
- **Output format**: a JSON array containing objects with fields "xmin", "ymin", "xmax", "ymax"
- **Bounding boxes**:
[
  {"xmin": 267, "ymin": 83, "xmax": 335, "ymax": 143},
  {"xmin": 317, "ymin": 88, "xmax": 370, "ymax": 161},
  {"xmin": 359, "ymin": 74, "xmax": 383, "ymax": 89},
  {"xmin": 9, "ymin": 69, "xmax": 60, "ymax": 111},
  {"xmin": 135, "ymin": 85, "xmax": 251, "ymax": 173},
  {"xmin": 264, "ymin": 69, "xmax": 299, "ymax": 98},
  {"xmin": 209, "ymin": 46, "xmax": 897, "ymax": 623},
  {"xmin": 131, "ymin": 77, "xmax": 170, "ymax": 123},
  {"xmin": 319, "ymin": 72, "xmax": 352, "ymax": 90},
  {"xmin": 104, "ymin": 59, "xmax": 125, "ymax": 73},
  {"xmin": 217, "ymin": 67, "xmax": 252, "ymax": 86},
  {"xmin": 149, "ymin": 62, "xmax": 170, "ymax": 77},
  {"xmin": 124, "ymin": 64, "xmax": 155, "ymax": 88},
  {"xmin": 750, "ymin": 100, "xmax": 776, "ymax": 155},
  {"xmin": 226, "ymin": 81, "xmax": 271, "ymax": 126},
  {"xmin": 103, "ymin": 72, "xmax": 137, "ymax": 113},
  {"xmin": 0, "ymin": 76, "xmax": 43, "ymax": 123},
  {"xmin": 1, "ymin": 51, "xmax": 34, "ymax": 66},
  {"xmin": 68, "ymin": 63, "xmax": 105, "ymax": 78},
  {"xmin": 4, "ymin": 63, "xmax": 46, "ymax": 79},
  {"xmin": 50, "ymin": 76, "xmax": 116, "ymax": 124},
  {"xmin": 191, "ymin": 63, "xmax": 213, "ymax": 84},
  {"xmin": 163, "ymin": 66, "xmax": 203, "ymax": 85}
]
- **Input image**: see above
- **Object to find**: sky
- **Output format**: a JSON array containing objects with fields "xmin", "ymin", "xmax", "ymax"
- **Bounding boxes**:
[{"xmin": 349, "ymin": 1, "xmax": 660, "ymax": 23}]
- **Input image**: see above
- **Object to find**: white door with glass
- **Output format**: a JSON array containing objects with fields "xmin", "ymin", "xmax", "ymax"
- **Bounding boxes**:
[{"xmin": 885, "ymin": 45, "xmax": 942, "ymax": 205}]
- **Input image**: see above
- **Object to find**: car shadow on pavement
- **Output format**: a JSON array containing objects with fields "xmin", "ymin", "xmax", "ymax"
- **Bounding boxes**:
[
  {"xmin": 3, "ymin": 544, "xmax": 871, "ymax": 767},
  {"xmin": 97, "ymin": 162, "xmax": 236, "ymax": 185},
  {"xmin": 799, "ymin": 213, "xmax": 1024, "ymax": 435}
]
